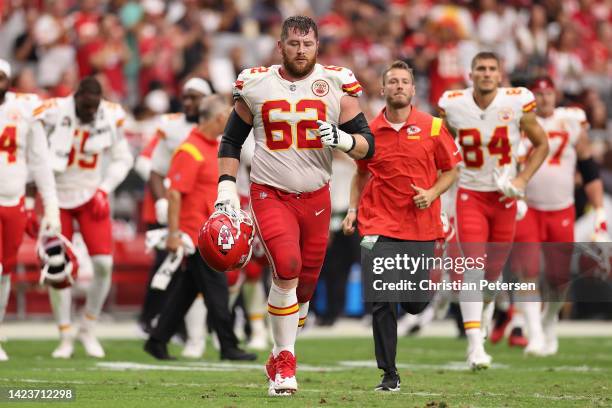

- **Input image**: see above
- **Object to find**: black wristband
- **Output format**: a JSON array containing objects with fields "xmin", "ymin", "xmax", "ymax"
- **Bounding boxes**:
[{"xmin": 218, "ymin": 175, "xmax": 236, "ymax": 183}]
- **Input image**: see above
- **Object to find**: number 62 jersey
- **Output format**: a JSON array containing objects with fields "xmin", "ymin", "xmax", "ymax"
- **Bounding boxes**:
[
  {"xmin": 232, "ymin": 63, "xmax": 362, "ymax": 193},
  {"xmin": 438, "ymin": 87, "xmax": 536, "ymax": 192}
]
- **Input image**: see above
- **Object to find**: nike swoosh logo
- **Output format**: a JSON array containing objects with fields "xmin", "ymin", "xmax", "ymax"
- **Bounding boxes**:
[
  {"xmin": 453, "ymin": 149, "xmax": 460, "ymax": 156},
  {"xmin": 315, "ymin": 209, "xmax": 325, "ymax": 216}
]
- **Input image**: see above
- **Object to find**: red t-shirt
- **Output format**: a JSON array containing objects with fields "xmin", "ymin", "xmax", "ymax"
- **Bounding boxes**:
[
  {"xmin": 357, "ymin": 106, "xmax": 461, "ymax": 241},
  {"xmin": 167, "ymin": 129, "xmax": 219, "ymax": 244}
]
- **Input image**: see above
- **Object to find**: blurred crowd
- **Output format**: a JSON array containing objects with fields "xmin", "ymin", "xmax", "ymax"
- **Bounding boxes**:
[{"xmin": 1, "ymin": 0, "xmax": 611, "ymax": 224}]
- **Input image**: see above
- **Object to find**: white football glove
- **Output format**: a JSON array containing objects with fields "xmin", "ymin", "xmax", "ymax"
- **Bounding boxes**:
[
  {"xmin": 494, "ymin": 167, "xmax": 524, "ymax": 199},
  {"xmin": 155, "ymin": 198, "xmax": 168, "ymax": 225},
  {"xmin": 515, "ymin": 199, "xmax": 528, "ymax": 221},
  {"xmin": 591, "ymin": 207, "xmax": 611, "ymax": 242},
  {"xmin": 215, "ymin": 180, "xmax": 241, "ymax": 212},
  {"xmin": 40, "ymin": 200, "xmax": 61, "ymax": 236},
  {"xmin": 316, "ymin": 120, "xmax": 355, "ymax": 152}
]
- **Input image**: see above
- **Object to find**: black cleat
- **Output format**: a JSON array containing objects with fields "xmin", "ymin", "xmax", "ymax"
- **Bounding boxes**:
[
  {"xmin": 220, "ymin": 347, "xmax": 257, "ymax": 361},
  {"xmin": 374, "ymin": 371, "xmax": 401, "ymax": 392},
  {"xmin": 144, "ymin": 338, "xmax": 176, "ymax": 360}
]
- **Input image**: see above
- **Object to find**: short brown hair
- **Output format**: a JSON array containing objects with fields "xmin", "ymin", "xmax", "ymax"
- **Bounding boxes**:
[
  {"xmin": 382, "ymin": 60, "xmax": 414, "ymax": 84},
  {"xmin": 471, "ymin": 51, "xmax": 501, "ymax": 69},
  {"xmin": 281, "ymin": 16, "xmax": 318, "ymax": 41}
]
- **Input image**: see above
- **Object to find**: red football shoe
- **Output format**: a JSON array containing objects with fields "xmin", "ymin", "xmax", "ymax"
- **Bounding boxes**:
[
  {"xmin": 269, "ymin": 350, "xmax": 297, "ymax": 396},
  {"xmin": 508, "ymin": 327, "xmax": 528, "ymax": 348},
  {"xmin": 489, "ymin": 306, "xmax": 514, "ymax": 344}
]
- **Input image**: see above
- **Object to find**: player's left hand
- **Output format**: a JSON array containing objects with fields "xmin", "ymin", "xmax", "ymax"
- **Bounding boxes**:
[
  {"xmin": 316, "ymin": 120, "xmax": 355, "ymax": 153},
  {"xmin": 91, "ymin": 189, "xmax": 110, "ymax": 220},
  {"xmin": 412, "ymin": 184, "xmax": 435, "ymax": 210},
  {"xmin": 592, "ymin": 207, "xmax": 611, "ymax": 242}
]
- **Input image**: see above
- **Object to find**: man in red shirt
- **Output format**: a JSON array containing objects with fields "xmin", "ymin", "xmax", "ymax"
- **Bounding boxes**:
[
  {"xmin": 344, "ymin": 61, "xmax": 460, "ymax": 392},
  {"xmin": 144, "ymin": 95, "xmax": 255, "ymax": 361}
]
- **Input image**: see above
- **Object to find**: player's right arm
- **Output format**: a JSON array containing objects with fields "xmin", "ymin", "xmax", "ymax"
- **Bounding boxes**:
[
  {"xmin": 216, "ymin": 97, "xmax": 253, "ymax": 212},
  {"xmin": 342, "ymin": 162, "xmax": 371, "ymax": 235}
]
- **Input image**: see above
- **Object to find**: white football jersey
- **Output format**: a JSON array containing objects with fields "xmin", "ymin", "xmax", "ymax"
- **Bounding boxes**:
[
  {"xmin": 0, "ymin": 92, "xmax": 44, "ymax": 205},
  {"xmin": 150, "ymin": 113, "xmax": 195, "ymax": 176},
  {"xmin": 524, "ymin": 107, "xmax": 586, "ymax": 211},
  {"xmin": 34, "ymin": 96, "xmax": 133, "ymax": 208},
  {"xmin": 233, "ymin": 63, "xmax": 362, "ymax": 193},
  {"xmin": 439, "ymin": 87, "xmax": 536, "ymax": 191}
]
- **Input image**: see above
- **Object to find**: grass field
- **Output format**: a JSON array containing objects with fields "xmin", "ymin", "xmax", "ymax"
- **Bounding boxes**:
[{"xmin": 0, "ymin": 337, "xmax": 610, "ymax": 407}]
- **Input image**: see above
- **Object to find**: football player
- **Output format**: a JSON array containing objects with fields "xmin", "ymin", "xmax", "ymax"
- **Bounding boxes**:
[
  {"xmin": 0, "ymin": 59, "xmax": 60, "ymax": 361},
  {"xmin": 514, "ymin": 76, "xmax": 607, "ymax": 356},
  {"xmin": 214, "ymin": 16, "xmax": 374, "ymax": 395},
  {"xmin": 438, "ymin": 51, "xmax": 548, "ymax": 369},
  {"xmin": 34, "ymin": 77, "xmax": 133, "ymax": 358}
]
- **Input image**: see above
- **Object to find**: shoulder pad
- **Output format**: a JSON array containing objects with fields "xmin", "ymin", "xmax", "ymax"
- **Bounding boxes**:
[
  {"xmin": 322, "ymin": 65, "xmax": 363, "ymax": 97},
  {"xmin": 232, "ymin": 66, "xmax": 273, "ymax": 100}
]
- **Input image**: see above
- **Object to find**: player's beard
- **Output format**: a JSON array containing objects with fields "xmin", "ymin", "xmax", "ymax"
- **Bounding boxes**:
[
  {"xmin": 282, "ymin": 50, "xmax": 316, "ymax": 78},
  {"xmin": 185, "ymin": 113, "xmax": 198, "ymax": 123}
]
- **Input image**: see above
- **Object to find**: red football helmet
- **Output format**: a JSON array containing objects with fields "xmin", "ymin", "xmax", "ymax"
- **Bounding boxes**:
[
  {"xmin": 37, "ymin": 233, "xmax": 79, "ymax": 289},
  {"xmin": 198, "ymin": 208, "xmax": 255, "ymax": 272}
]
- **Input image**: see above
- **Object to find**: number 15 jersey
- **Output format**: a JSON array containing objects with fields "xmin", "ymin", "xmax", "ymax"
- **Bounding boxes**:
[
  {"xmin": 232, "ymin": 63, "xmax": 362, "ymax": 193},
  {"xmin": 438, "ymin": 87, "xmax": 536, "ymax": 192}
]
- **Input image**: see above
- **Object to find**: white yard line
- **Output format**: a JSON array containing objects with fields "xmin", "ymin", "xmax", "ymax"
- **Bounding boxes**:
[{"xmin": 2, "ymin": 319, "xmax": 612, "ymax": 339}]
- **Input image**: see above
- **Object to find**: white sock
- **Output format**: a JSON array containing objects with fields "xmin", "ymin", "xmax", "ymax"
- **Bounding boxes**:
[
  {"xmin": 459, "ymin": 269, "xmax": 484, "ymax": 349},
  {"xmin": 461, "ymin": 301, "xmax": 483, "ymax": 349},
  {"xmin": 481, "ymin": 301, "xmax": 495, "ymax": 338},
  {"xmin": 520, "ymin": 301, "xmax": 544, "ymax": 341},
  {"xmin": 418, "ymin": 304, "xmax": 435, "ymax": 327},
  {"xmin": 268, "ymin": 282, "xmax": 298, "ymax": 357},
  {"xmin": 84, "ymin": 255, "xmax": 112, "ymax": 321},
  {"xmin": 0, "ymin": 274, "xmax": 10, "ymax": 323},
  {"xmin": 49, "ymin": 286, "xmax": 72, "ymax": 328},
  {"xmin": 298, "ymin": 301, "xmax": 309, "ymax": 329},
  {"xmin": 185, "ymin": 294, "xmax": 206, "ymax": 343},
  {"xmin": 244, "ymin": 280, "xmax": 266, "ymax": 319},
  {"xmin": 228, "ymin": 273, "xmax": 245, "ymax": 310},
  {"xmin": 542, "ymin": 301, "xmax": 563, "ymax": 326}
]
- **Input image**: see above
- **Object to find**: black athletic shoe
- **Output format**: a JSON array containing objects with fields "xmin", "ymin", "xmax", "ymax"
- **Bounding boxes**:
[
  {"xmin": 144, "ymin": 338, "xmax": 176, "ymax": 360},
  {"xmin": 220, "ymin": 347, "xmax": 257, "ymax": 361},
  {"xmin": 374, "ymin": 371, "xmax": 400, "ymax": 392}
]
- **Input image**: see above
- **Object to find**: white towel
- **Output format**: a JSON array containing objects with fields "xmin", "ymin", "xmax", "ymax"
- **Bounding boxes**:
[
  {"xmin": 145, "ymin": 228, "xmax": 197, "ymax": 290},
  {"xmin": 145, "ymin": 228, "xmax": 196, "ymax": 255}
]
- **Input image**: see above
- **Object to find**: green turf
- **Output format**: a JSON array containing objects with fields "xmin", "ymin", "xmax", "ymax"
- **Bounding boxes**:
[{"xmin": 0, "ymin": 336, "xmax": 610, "ymax": 407}]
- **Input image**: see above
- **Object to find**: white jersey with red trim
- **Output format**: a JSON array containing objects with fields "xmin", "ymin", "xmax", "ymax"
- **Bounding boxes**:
[
  {"xmin": 232, "ymin": 63, "xmax": 362, "ymax": 193},
  {"xmin": 438, "ymin": 87, "xmax": 535, "ymax": 192},
  {"xmin": 34, "ymin": 96, "xmax": 133, "ymax": 209},
  {"xmin": 0, "ymin": 92, "xmax": 46, "ymax": 205},
  {"xmin": 150, "ymin": 113, "xmax": 195, "ymax": 176},
  {"xmin": 524, "ymin": 107, "xmax": 586, "ymax": 211}
]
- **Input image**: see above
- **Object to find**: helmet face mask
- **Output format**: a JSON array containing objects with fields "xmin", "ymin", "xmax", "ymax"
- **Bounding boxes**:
[{"xmin": 198, "ymin": 208, "xmax": 255, "ymax": 272}]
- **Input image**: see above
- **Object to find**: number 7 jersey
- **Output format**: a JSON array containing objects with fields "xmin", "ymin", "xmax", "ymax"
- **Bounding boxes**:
[
  {"xmin": 232, "ymin": 63, "xmax": 362, "ymax": 193},
  {"xmin": 438, "ymin": 87, "xmax": 536, "ymax": 191}
]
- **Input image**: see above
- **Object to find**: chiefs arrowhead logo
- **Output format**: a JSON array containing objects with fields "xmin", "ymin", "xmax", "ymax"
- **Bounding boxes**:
[{"xmin": 217, "ymin": 225, "xmax": 235, "ymax": 251}]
